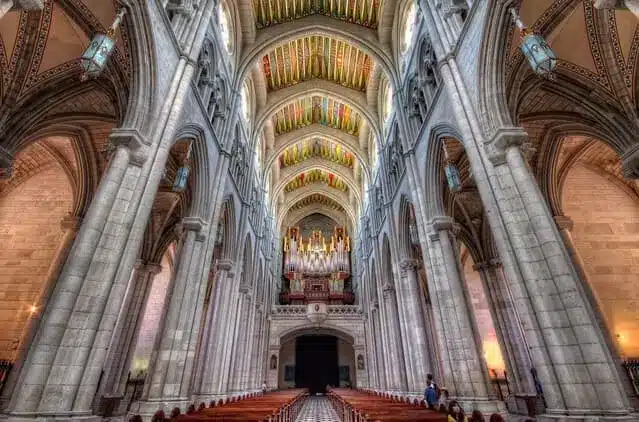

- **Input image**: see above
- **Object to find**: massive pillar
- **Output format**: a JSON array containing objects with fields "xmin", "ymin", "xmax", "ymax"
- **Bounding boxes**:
[
  {"xmin": 483, "ymin": 130, "xmax": 634, "ymax": 416},
  {"xmin": 380, "ymin": 283, "xmax": 408, "ymax": 393},
  {"xmin": 193, "ymin": 259, "xmax": 235, "ymax": 399},
  {"xmin": 98, "ymin": 260, "xmax": 162, "ymax": 408},
  {"xmin": 371, "ymin": 302, "xmax": 386, "ymax": 390},
  {"xmin": 229, "ymin": 288, "xmax": 252, "ymax": 392},
  {"xmin": 135, "ymin": 218, "xmax": 208, "ymax": 412},
  {"xmin": 397, "ymin": 259, "xmax": 432, "ymax": 394},
  {"xmin": 425, "ymin": 217, "xmax": 503, "ymax": 412}
]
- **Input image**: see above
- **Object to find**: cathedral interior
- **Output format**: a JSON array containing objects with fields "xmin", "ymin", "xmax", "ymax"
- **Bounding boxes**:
[{"xmin": 0, "ymin": 0, "xmax": 638, "ymax": 421}]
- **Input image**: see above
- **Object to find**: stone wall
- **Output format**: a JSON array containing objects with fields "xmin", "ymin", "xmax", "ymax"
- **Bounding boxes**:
[
  {"xmin": 277, "ymin": 338, "xmax": 296, "ymax": 389},
  {"xmin": 562, "ymin": 164, "xmax": 639, "ymax": 357},
  {"xmin": 0, "ymin": 166, "xmax": 72, "ymax": 360}
]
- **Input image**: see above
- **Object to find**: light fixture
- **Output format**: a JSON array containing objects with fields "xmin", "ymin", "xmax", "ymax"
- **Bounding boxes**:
[
  {"xmin": 29, "ymin": 305, "xmax": 37, "ymax": 314},
  {"xmin": 173, "ymin": 141, "xmax": 193, "ymax": 192},
  {"xmin": 510, "ymin": 8, "xmax": 558, "ymax": 80},
  {"xmin": 442, "ymin": 140, "xmax": 462, "ymax": 193},
  {"xmin": 80, "ymin": 8, "xmax": 126, "ymax": 81}
]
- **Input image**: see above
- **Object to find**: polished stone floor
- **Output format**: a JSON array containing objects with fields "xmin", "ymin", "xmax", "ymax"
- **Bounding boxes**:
[{"xmin": 295, "ymin": 396, "xmax": 341, "ymax": 422}]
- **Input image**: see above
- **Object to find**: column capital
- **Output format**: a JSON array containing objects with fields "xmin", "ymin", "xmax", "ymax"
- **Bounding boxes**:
[
  {"xmin": 107, "ymin": 128, "xmax": 150, "ymax": 167},
  {"xmin": 181, "ymin": 216, "xmax": 206, "ymax": 232},
  {"xmin": 371, "ymin": 299, "xmax": 379, "ymax": 310},
  {"xmin": 472, "ymin": 261, "xmax": 489, "ymax": 271},
  {"xmin": 217, "ymin": 259, "xmax": 234, "ymax": 271},
  {"xmin": 382, "ymin": 282, "xmax": 395, "ymax": 294},
  {"xmin": 399, "ymin": 259, "xmax": 419, "ymax": 271},
  {"xmin": 428, "ymin": 216, "xmax": 455, "ymax": 237},
  {"xmin": 60, "ymin": 214, "xmax": 82, "ymax": 231},
  {"xmin": 621, "ymin": 143, "xmax": 639, "ymax": 179},
  {"xmin": 143, "ymin": 262, "xmax": 163, "ymax": 275},
  {"xmin": 554, "ymin": 215, "xmax": 574, "ymax": 231},
  {"xmin": 484, "ymin": 126, "xmax": 527, "ymax": 166}
]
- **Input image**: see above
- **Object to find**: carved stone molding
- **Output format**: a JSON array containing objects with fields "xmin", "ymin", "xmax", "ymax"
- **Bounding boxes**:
[
  {"xmin": 484, "ymin": 127, "xmax": 528, "ymax": 166},
  {"xmin": 554, "ymin": 215, "xmax": 575, "ymax": 231}
]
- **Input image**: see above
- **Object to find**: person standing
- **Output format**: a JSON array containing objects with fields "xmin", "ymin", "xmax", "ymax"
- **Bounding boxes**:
[{"xmin": 424, "ymin": 373, "xmax": 439, "ymax": 409}]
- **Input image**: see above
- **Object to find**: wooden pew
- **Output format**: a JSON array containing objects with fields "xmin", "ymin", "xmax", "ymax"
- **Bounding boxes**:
[
  {"xmin": 329, "ymin": 388, "xmax": 447, "ymax": 422},
  {"xmin": 170, "ymin": 389, "xmax": 308, "ymax": 422}
]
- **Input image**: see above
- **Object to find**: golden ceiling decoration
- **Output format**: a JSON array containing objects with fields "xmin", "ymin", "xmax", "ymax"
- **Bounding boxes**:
[
  {"xmin": 288, "ymin": 193, "xmax": 347, "ymax": 213},
  {"xmin": 284, "ymin": 169, "xmax": 349, "ymax": 193},
  {"xmin": 252, "ymin": 0, "xmax": 380, "ymax": 29},
  {"xmin": 279, "ymin": 137, "xmax": 355, "ymax": 169},
  {"xmin": 271, "ymin": 96, "xmax": 361, "ymax": 136},
  {"xmin": 262, "ymin": 35, "xmax": 373, "ymax": 92}
]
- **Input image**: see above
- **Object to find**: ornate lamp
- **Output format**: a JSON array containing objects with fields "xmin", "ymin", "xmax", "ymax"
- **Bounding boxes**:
[
  {"xmin": 173, "ymin": 141, "xmax": 193, "ymax": 192},
  {"xmin": 442, "ymin": 140, "xmax": 462, "ymax": 193},
  {"xmin": 510, "ymin": 8, "xmax": 558, "ymax": 79},
  {"xmin": 80, "ymin": 8, "xmax": 126, "ymax": 81}
]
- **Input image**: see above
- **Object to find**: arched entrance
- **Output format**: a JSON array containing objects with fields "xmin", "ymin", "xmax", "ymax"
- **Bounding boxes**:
[{"xmin": 278, "ymin": 327, "xmax": 357, "ymax": 394}]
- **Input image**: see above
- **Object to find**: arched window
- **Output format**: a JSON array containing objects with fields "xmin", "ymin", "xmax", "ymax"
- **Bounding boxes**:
[
  {"xmin": 401, "ymin": 3, "xmax": 417, "ymax": 55},
  {"xmin": 241, "ymin": 84, "xmax": 251, "ymax": 123},
  {"xmin": 381, "ymin": 82, "xmax": 393, "ymax": 130},
  {"xmin": 218, "ymin": 3, "xmax": 232, "ymax": 54}
]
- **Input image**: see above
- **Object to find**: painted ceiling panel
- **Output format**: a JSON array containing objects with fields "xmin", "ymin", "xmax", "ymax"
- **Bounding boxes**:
[
  {"xmin": 288, "ymin": 193, "xmax": 346, "ymax": 213},
  {"xmin": 271, "ymin": 96, "xmax": 361, "ymax": 136},
  {"xmin": 262, "ymin": 35, "xmax": 373, "ymax": 91},
  {"xmin": 280, "ymin": 137, "xmax": 355, "ymax": 169},
  {"xmin": 284, "ymin": 169, "xmax": 349, "ymax": 193},
  {"xmin": 252, "ymin": 0, "xmax": 380, "ymax": 29}
]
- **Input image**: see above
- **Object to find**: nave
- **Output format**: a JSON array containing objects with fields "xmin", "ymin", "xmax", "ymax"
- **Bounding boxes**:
[{"xmin": 294, "ymin": 396, "xmax": 340, "ymax": 422}]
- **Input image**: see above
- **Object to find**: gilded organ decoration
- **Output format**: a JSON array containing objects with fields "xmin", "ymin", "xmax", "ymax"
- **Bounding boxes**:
[
  {"xmin": 281, "ymin": 226, "xmax": 353, "ymax": 305},
  {"xmin": 272, "ymin": 96, "xmax": 361, "ymax": 136},
  {"xmin": 252, "ymin": 0, "xmax": 380, "ymax": 29},
  {"xmin": 262, "ymin": 36, "xmax": 373, "ymax": 92},
  {"xmin": 279, "ymin": 138, "xmax": 355, "ymax": 169},
  {"xmin": 284, "ymin": 169, "xmax": 349, "ymax": 193}
]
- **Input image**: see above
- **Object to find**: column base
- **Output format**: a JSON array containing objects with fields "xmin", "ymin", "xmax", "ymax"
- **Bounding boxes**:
[
  {"xmin": 454, "ymin": 397, "xmax": 507, "ymax": 414},
  {"xmin": 536, "ymin": 411, "xmax": 638, "ymax": 422},
  {"xmin": 128, "ymin": 398, "xmax": 191, "ymax": 418},
  {"xmin": 2, "ymin": 411, "xmax": 101, "ymax": 422}
]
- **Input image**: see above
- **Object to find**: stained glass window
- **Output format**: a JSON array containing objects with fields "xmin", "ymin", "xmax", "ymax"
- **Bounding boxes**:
[
  {"xmin": 401, "ymin": 3, "xmax": 417, "ymax": 55},
  {"xmin": 218, "ymin": 4, "xmax": 232, "ymax": 53}
]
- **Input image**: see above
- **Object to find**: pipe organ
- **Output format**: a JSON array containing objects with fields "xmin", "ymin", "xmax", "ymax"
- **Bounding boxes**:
[{"xmin": 281, "ymin": 226, "xmax": 354, "ymax": 304}]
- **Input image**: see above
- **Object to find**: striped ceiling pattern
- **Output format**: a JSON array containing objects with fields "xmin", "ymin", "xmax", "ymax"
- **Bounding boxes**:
[
  {"xmin": 262, "ymin": 36, "xmax": 373, "ymax": 92},
  {"xmin": 288, "ymin": 193, "xmax": 347, "ymax": 213},
  {"xmin": 284, "ymin": 169, "xmax": 349, "ymax": 193},
  {"xmin": 252, "ymin": 0, "xmax": 380, "ymax": 29},
  {"xmin": 272, "ymin": 96, "xmax": 362, "ymax": 136},
  {"xmin": 279, "ymin": 137, "xmax": 355, "ymax": 169}
]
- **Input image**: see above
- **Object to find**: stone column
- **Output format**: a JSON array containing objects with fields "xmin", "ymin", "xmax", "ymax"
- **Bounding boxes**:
[
  {"xmin": 381, "ymin": 283, "xmax": 408, "ymax": 393},
  {"xmin": 229, "ymin": 288, "xmax": 252, "ymax": 392},
  {"xmin": 397, "ymin": 259, "xmax": 432, "ymax": 394},
  {"xmin": 371, "ymin": 303, "xmax": 386, "ymax": 390},
  {"xmin": 99, "ymin": 260, "xmax": 162, "ymax": 401},
  {"xmin": 472, "ymin": 259, "xmax": 535, "ymax": 396},
  {"xmin": 248, "ymin": 303, "xmax": 264, "ymax": 389},
  {"xmin": 363, "ymin": 314, "xmax": 379, "ymax": 389},
  {"xmin": 194, "ymin": 260, "xmax": 235, "ymax": 399},
  {"xmin": 426, "ymin": 216, "xmax": 502, "ymax": 412},
  {"xmin": 136, "ymin": 218, "xmax": 207, "ymax": 412},
  {"xmin": 496, "ymin": 134, "xmax": 632, "ymax": 415}
]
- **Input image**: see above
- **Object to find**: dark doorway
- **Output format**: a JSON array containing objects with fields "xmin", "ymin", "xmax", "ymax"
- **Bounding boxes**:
[{"xmin": 295, "ymin": 335, "xmax": 338, "ymax": 394}]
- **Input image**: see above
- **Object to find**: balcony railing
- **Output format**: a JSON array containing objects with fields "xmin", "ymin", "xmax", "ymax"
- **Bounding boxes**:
[{"xmin": 272, "ymin": 305, "xmax": 361, "ymax": 317}]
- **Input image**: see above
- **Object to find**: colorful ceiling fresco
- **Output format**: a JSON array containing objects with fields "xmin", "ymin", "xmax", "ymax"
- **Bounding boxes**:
[
  {"xmin": 279, "ymin": 138, "xmax": 355, "ymax": 169},
  {"xmin": 252, "ymin": 0, "xmax": 380, "ymax": 29},
  {"xmin": 261, "ymin": 36, "xmax": 373, "ymax": 92},
  {"xmin": 284, "ymin": 169, "xmax": 349, "ymax": 193},
  {"xmin": 288, "ymin": 193, "xmax": 347, "ymax": 214},
  {"xmin": 272, "ymin": 96, "xmax": 361, "ymax": 136}
]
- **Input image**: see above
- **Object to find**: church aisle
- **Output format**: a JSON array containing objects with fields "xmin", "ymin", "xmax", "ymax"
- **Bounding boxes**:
[{"xmin": 296, "ymin": 396, "xmax": 341, "ymax": 422}]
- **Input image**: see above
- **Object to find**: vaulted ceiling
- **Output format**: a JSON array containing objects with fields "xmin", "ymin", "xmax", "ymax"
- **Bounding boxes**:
[
  {"xmin": 506, "ymin": 0, "xmax": 639, "ymax": 217},
  {"xmin": 247, "ymin": 0, "xmax": 393, "ymax": 234},
  {"xmin": 252, "ymin": 0, "xmax": 380, "ymax": 29}
]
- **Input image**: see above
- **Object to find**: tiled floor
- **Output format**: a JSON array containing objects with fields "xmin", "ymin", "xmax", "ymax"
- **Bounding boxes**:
[{"xmin": 295, "ymin": 396, "xmax": 341, "ymax": 422}]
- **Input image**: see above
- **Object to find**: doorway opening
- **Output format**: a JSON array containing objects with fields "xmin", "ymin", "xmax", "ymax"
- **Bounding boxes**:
[{"xmin": 295, "ymin": 335, "xmax": 338, "ymax": 394}]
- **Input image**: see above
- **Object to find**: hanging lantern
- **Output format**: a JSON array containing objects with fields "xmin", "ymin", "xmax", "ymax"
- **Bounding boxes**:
[
  {"xmin": 442, "ymin": 140, "xmax": 462, "ymax": 193},
  {"xmin": 173, "ymin": 141, "xmax": 193, "ymax": 192},
  {"xmin": 510, "ymin": 8, "xmax": 557, "ymax": 79},
  {"xmin": 80, "ymin": 8, "xmax": 126, "ymax": 81}
]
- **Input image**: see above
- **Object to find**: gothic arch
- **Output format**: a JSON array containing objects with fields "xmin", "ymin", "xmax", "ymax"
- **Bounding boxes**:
[
  {"xmin": 235, "ymin": 15, "xmax": 400, "ymax": 94},
  {"xmin": 219, "ymin": 197, "xmax": 237, "ymax": 261}
]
